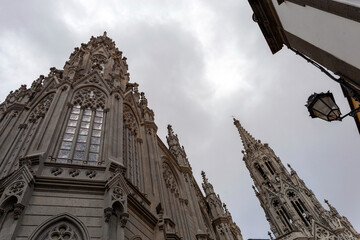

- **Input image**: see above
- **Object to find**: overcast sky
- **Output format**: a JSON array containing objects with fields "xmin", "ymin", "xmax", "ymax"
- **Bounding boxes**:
[{"xmin": 0, "ymin": 0, "xmax": 359, "ymax": 238}]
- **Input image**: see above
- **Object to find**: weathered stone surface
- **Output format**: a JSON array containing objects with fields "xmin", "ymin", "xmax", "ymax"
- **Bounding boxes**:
[{"xmin": 0, "ymin": 33, "xmax": 243, "ymax": 240}]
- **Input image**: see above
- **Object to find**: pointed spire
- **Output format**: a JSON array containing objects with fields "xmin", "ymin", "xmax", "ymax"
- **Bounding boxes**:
[
  {"xmin": 233, "ymin": 118, "xmax": 258, "ymax": 152},
  {"xmin": 166, "ymin": 125, "xmax": 190, "ymax": 167},
  {"xmin": 166, "ymin": 124, "xmax": 180, "ymax": 152}
]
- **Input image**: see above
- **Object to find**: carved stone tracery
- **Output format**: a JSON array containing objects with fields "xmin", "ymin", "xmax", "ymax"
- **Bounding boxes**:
[
  {"xmin": 5, "ymin": 181, "xmax": 25, "ymax": 198},
  {"xmin": 45, "ymin": 222, "xmax": 79, "ymax": 240},
  {"xmin": 162, "ymin": 162, "xmax": 179, "ymax": 197},
  {"xmin": 111, "ymin": 187, "xmax": 126, "ymax": 204},
  {"xmin": 123, "ymin": 105, "xmax": 138, "ymax": 134},
  {"xmin": 29, "ymin": 94, "xmax": 55, "ymax": 122},
  {"xmin": 73, "ymin": 87, "xmax": 106, "ymax": 109}
]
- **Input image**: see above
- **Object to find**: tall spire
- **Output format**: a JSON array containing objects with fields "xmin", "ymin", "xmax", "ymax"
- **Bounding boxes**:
[
  {"xmin": 233, "ymin": 118, "xmax": 258, "ymax": 152},
  {"xmin": 233, "ymin": 118, "xmax": 360, "ymax": 239}
]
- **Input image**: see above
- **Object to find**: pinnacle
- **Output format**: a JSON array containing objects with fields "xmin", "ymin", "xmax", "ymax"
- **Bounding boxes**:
[
  {"xmin": 287, "ymin": 163, "xmax": 297, "ymax": 175},
  {"xmin": 233, "ymin": 118, "xmax": 258, "ymax": 152},
  {"xmin": 201, "ymin": 171, "xmax": 207, "ymax": 183},
  {"xmin": 324, "ymin": 199, "xmax": 340, "ymax": 216},
  {"xmin": 167, "ymin": 124, "xmax": 174, "ymax": 136}
]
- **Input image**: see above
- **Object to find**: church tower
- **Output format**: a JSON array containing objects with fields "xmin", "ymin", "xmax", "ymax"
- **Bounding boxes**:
[
  {"xmin": 0, "ymin": 33, "xmax": 243, "ymax": 240},
  {"xmin": 233, "ymin": 118, "xmax": 360, "ymax": 240}
]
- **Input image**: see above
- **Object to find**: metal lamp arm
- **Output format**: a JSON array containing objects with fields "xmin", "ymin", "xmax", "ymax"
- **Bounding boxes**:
[{"xmin": 339, "ymin": 106, "xmax": 360, "ymax": 121}]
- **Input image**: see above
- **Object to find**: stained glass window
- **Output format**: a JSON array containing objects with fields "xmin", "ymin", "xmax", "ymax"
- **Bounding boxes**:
[{"xmin": 57, "ymin": 105, "xmax": 104, "ymax": 165}]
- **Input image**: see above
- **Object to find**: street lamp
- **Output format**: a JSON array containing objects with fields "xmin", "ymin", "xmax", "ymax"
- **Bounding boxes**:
[{"xmin": 306, "ymin": 91, "xmax": 360, "ymax": 122}]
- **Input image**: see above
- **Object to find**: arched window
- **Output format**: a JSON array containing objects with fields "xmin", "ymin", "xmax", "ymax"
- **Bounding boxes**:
[
  {"xmin": 0, "ymin": 196, "xmax": 17, "ymax": 239},
  {"xmin": 287, "ymin": 190, "xmax": 311, "ymax": 226},
  {"xmin": 1, "ymin": 93, "xmax": 55, "ymax": 178},
  {"xmin": 123, "ymin": 106, "xmax": 141, "ymax": 188},
  {"xmin": 29, "ymin": 213, "xmax": 89, "ymax": 240},
  {"xmin": 272, "ymin": 199, "xmax": 292, "ymax": 232},
  {"xmin": 57, "ymin": 87, "xmax": 106, "ymax": 165},
  {"xmin": 254, "ymin": 163, "xmax": 267, "ymax": 180},
  {"xmin": 265, "ymin": 161, "xmax": 275, "ymax": 175}
]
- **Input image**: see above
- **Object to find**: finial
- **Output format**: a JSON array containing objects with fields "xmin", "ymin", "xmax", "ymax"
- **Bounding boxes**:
[
  {"xmin": 140, "ymin": 92, "xmax": 148, "ymax": 107},
  {"xmin": 103, "ymin": 31, "xmax": 107, "ymax": 37},
  {"xmin": 223, "ymin": 203, "xmax": 228, "ymax": 212},
  {"xmin": 133, "ymin": 83, "xmax": 139, "ymax": 93},
  {"xmin": 324, "ymin": 199, "xmax": 340, "ymax": 216},
  {"xmin": 287, "ymin": 163, "xmax": 296, "ymax": 175},
  {"xmin": 167, "ymin": 124, "xmax": 174, "ymax": 136},
  {"xmin": 201, "ymin": 171, "xmax": 207, "ymax": 182}
]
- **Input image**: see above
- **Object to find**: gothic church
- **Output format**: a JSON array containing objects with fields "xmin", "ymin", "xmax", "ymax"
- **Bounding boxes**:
[
  {"xmin": 233, "ymin": 118, "xmax": 360, "ymax": 240},
  {"xmin": 0, "ymin": 33, "xmax": 242, "ymax": 240},
  {"xmin": 0, "ymin": 33, "xmax": 358, "ymax": 240}
]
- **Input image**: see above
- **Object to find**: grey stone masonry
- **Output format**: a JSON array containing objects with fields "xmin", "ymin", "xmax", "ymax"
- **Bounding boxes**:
[
  {"xmin": 0, "ymin": 32, "xmax": 243, "ymax": 240},
  {"xmin": 233, "ymin": 118, "xmax": 360, "ymax": 240}
]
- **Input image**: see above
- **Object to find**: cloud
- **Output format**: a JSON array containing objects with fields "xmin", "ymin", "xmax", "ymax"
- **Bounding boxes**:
[{"xmin": 0, "ymin": 0, "xmax": 359, "ymax": 238}]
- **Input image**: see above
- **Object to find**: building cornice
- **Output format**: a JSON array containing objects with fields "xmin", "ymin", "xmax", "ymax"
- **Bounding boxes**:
[
  {"xmin": 283, "ymin": 0, "xmax": 360, "ymax": 23},
  {"xmin": 248, "ymin": 0, "xmax": 288, "ymax": 54}
]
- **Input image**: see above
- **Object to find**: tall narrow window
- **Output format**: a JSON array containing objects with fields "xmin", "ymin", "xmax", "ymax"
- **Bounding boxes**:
[
  {"xmin": 57, "ymin": 105, "xmax": 104, "ymax": 165},
  {"xmin": 272, "ymin": 199, "xmax": 292, "ymax": 232},
  {"xmin": 254, "ymin": 163, "xmax": 267, "ymax": 180},
  {"xmin": 57, "ymin": 87, "xmax": 106, "ymax": 165},
  {"xmin": 265, "ymin": 161, "xmax": 275, "ymax": 175},
  {"xmin": 123, "ymin": 106, "xmax": 141, "ymax": 189},
  {"xmin": 287, "ymin": 191, "xmax": 311, "ymax": 226}
]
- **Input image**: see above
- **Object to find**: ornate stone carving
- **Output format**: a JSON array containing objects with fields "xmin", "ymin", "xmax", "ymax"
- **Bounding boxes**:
[
  {"xmin": 5, "ymin": 84, "xmax": 29, "ymax": 104},
  {"xmin": 111, "ymin": 187, "xmax": 126, "ymax": 204},
  {"xmin": 104, "ymin": 207, "xmax": 113, "ymax": 223},
  {"xmin": 5, "ymin": 181, "xmax": 25, "ymax": 198},
  {"xmin": 73, "ymin": 87, "xmax": 106, "ymax": 109},
  {"xmin": 45, "ymin": 222, "xmax": 79, "ymax": 240},
  {"xmin": 29, "ymin": 94, "xmax": 55, "ymax": 122},
  {"xmin": 69, "ymin": 169, "xmax": 80, "ymax": 177},
  {"xmin": 123, "ymin": 105, "xmax": 138, "ymax": 134},
  {"xmin": 85, "ymin": 170, "xmax": 96, "ymax": 178},
  {"xmin": 30, "ymin": 75, "xmax": 45, "ymax": 93},
  {"xmin": 139, "ymin": 92, "xmax": 148, "ymax": 108},
  {"xmin": 216, "ymin": 223, "xmax": 229, "ymax": 235},
  {"xmin": 13, "ymin": 203, "xmax": 25, "ymax": 220},
  {"xmin": 314, "ymin": 224, "xmax": 337, "ymax": 240},
  {"xmin": 166, "ymin": 125, "xmax": 189, "ymax": 166},
  {"xmin": 162, "ymin": 162, "xmax": 179, "ymax": 197},
  {"xmin": 119, "ymin": 212, "xmax": 129, "ymax": 228},
  {"xmin": 51, "ymin": 167, "xmax": 63, "ymax": 176}
]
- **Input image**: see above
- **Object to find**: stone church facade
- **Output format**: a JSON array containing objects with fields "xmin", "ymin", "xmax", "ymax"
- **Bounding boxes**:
[
  {"xmin": 1, "ymin": 32, "xmax": 359, "ymax": 240},
  {"xmin": 0, "ymin": 33, "xmax": 243, "ymax": 240},
  {"xmin": 233, "ymin": 118, "xmax": 360, "ymax": 240}
]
